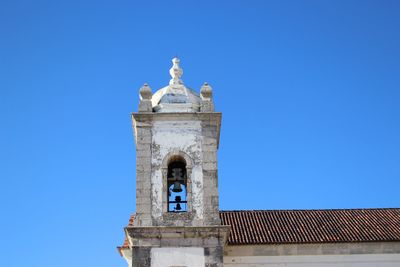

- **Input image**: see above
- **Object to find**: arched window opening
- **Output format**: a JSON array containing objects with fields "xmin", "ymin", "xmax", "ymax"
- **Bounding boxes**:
[{"xmin": 167, "ymin": 158, "xmax": 187, "ymax": 212}]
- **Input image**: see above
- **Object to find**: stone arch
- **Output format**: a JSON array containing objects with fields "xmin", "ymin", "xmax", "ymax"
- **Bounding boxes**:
[
  {"xmin": 161, "ymin": 150, "xmax": 193, "ymax": 170},
  {"xmin": 161, "ymin": 150, "xmax": 193, "ymax": 213}
]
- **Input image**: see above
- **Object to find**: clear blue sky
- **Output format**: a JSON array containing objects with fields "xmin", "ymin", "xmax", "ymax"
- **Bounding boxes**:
[{"xmin": 1, "ymin": 1, "xmax": 399, "ymax": 266}]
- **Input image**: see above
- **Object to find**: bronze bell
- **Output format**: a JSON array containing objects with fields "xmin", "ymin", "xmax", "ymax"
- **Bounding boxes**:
[
  {"xmin": 172, "ymin": 181, "xmax": 182, "ymax": 192},
  {"xmin": 175, "ymin": 203, "xmax": 182, "ymax": 211}
]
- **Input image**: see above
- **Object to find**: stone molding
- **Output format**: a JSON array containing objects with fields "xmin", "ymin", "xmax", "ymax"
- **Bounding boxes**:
[
  {"xmin": 126, "ymin": 226, "xmax": 230, "ymax": 266},
  {"xmin": 132, "ymin": 112, "xmax": 222, "ymax": 148},
  {"xmin": 224, "ymin": 242, "xmax": 400, "ymax": 257},
  {"xmin": 161, "ymin": 150, "xmax": 193, "ymax": 215},
  {"xmin": 126, "ymin": 225, "xmax": 230, "ymax": 248}
]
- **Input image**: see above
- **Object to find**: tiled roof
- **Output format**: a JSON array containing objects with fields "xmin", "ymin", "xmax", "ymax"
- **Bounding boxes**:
[
  {"xmin": 117, "ymin": 214, "xmax": 135, "ymax": 255},
  {"xmin": 220, "ymin": 208, "xmax": 400, "ymax": 245},
  {"xmin": 118, "ymin": 208, "xmax": 400, "ymax": 252}
]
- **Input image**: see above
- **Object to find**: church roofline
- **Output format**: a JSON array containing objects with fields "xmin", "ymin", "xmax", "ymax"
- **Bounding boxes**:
[{"xmin": 118, "ymin": 208, "xmax": 400, "ymax": 254}]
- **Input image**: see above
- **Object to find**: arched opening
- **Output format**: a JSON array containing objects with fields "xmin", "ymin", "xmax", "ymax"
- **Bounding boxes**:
[{"xmin": 167, "ymin": 156, "xmax": 187, "ymax": 212}]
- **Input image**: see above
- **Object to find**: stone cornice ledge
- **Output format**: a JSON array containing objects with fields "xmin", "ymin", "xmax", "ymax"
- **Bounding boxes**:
[
  {"xmin": 131, "ymin": 112, "xmax": 222, "ymax": 123},
  {"xmin": 125, "ymin": 225, "xmax": 230, "ymax": 247},
  {"xmin": 131, "ymin": 112, "xmax": 222, "ymax": 148}
]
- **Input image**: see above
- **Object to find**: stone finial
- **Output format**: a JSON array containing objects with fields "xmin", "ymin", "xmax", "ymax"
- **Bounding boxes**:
[
  {"xmin": 139, "ymin": 83, "xmax": 152, "ymax": 100},
  {"xmin": 169, "ymin": 57, "xmax": 184, "ymax": 85},
  {"xmin": 200, "ymin": 82, "xmax": 212, "ymax": 100},
  {"xmin": 200, "ymin": 82, "xmax": 214, "ymax": 112},
  {"xmin": 139, "ymin": 83, "xmax": 153, "ymax": 112}
]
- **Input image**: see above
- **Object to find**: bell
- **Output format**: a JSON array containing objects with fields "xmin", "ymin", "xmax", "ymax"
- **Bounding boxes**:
[
  {"xmin": 172, "ymin": 168, "xmax": 183, "ymax": 179},
  {"xmin": 172, "ymin": 181, "xmax": 182, "ymax": 192},
  {"xmin": 175, "ymin": 203, "xmax": 182, "ymax": 211}
]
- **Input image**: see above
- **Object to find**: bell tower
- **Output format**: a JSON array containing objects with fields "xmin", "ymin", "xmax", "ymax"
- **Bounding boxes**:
[{"xmin": 123, "ymin": 58, "xmax": 229, "ymax": 267}]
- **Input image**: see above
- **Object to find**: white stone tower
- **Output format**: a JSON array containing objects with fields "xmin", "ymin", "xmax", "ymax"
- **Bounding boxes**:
[{"xmin": 122, "ymin": 58, "xmax": 229, "ymax": 267}]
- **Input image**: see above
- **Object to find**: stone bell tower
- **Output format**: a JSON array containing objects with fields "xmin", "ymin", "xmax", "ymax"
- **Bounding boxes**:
[{"xmin": 122, "ymin": 58, "xmax": 229, "ymax": 267}]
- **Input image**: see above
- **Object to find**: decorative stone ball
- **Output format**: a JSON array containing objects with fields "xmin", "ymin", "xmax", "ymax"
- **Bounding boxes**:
[
  {"xmin": 200, "ymin": 82, "xmax": 212, "ymax": 99},
  {"xmin": 139, "ymin": 83, "xmax": 152, "ymax": 100}
]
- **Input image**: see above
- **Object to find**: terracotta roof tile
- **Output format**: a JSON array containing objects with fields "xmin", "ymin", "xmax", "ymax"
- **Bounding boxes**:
[
  {"xmin": 118, "ymin": 208, "xmax": 400, "ymax": 252},
  {"xmin": 117, "ymin": 214, "xmax": 135, "ymax": 255},
  {"xmin": 220, "ymin": 208, "xmax": 400, "ymax": 245}
]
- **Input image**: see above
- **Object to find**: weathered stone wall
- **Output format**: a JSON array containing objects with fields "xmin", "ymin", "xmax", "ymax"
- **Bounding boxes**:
[
  {"xmin": 132, "ymin": 114, "xmax": 153, "ymax": 226},
  {"xmin": 130, "ymin": 112, "xmax": 224, "ymax": 266},
  {"xmin": 127, "ymin": 225, "xmax": 230, "ymax": 267},
  {"xmin": 151, "ymin": 247, "xmax": 205, "ymax": 267},
  {"xmin": 201, "ymin": 114, "xmax": 221, "ymax": 225},
  {"xmin": 132, "ymin": 113, "xmax": 222, "ymax": 227},
  {"xmin": 151, "ymin": 119, "xmax": 203, "ymax": 225}
]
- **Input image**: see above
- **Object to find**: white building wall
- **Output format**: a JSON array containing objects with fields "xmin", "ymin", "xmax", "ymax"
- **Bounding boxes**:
[
  {"xmin": 224, "ymin": 254, "xmax": 400, "ymax": 267},
  {"xmin": 151, "ymin": 120, "xmax": 204, "ymax": 219},
  {"xmin": 151, "ymin": 247, "xmax": 204, "ymax": 267}
]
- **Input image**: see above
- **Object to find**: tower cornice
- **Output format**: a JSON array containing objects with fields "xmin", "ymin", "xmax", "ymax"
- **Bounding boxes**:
[{"xmin": 131, "ymin": 112, "xmax": 222, "ymax": 148}]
